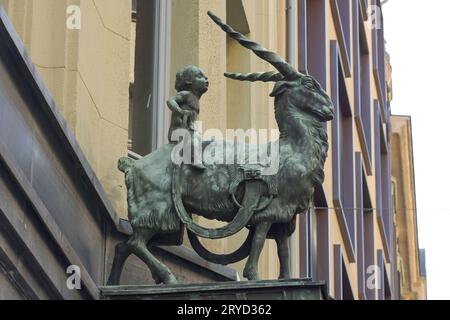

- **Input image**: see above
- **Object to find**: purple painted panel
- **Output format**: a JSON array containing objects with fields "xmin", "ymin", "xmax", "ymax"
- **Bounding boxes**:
[
  {"xmin": 337, "ymin": 0, "xmax": 351, "ymax": 69},
  {"xmin": 299, "ymin": 213, "xmax": 309, "ymax": 278},
  {"xmin": 314, "ymin": 209, "xmax": 330, "ymax": 296},
  {"xmin": 306, "ymin": 0, "xmax": 327, "ymax": 87},
  {"xmin": 333, "ymin": 244, "xmax": 343, "ymax": 300},
  {"xmin": 354, "ymin": 0, "xmax": 372, "ymax": 172},
  {"xmin": 364, "ymin": 203, "xmax": 375, "ymax": 300},
  {"xmin": 330, "ymin": 0, "xmax": 352, "ymax": 76},
  {"xmin": 337, "ymin": 0, "xmax": 351, "ymax": 49},
  {"xmin": 371, "ymin": 0, "xmax": 380, "ymax": 70},
  {"xmin": 377, "ymin": 250, "xmax": 385, "ymax": 300},
  {"xmin": 355, "ymin": 152, "xmax": 366, "ymax": 299},
  {"xmin": 360, "ymin": 52, "xmax": 372, "ymax": 159},
  {"xmin": 381, "ymin": 151, "xmax": 392, "ymax": 257},
  {"xmin": 298, "ymin": 0, "xmax": 308, "ymax": 73},
  {"xmin": 374, "ymin": 101, "xmax": 383, "ymax": 217}
]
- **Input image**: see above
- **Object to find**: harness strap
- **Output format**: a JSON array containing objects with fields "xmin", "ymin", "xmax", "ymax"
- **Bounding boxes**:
[
  {"xmin": 230, "ymin": 166, "xmax": 277, "ymax": 213},
  {"xmin": 172, "ymin": 164, "xmax": 262, "ymax": 239}
]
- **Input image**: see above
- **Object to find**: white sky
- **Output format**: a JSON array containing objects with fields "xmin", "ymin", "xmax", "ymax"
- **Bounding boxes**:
[{"xmin": 383, "ymin": 0, "xmax": 450, "ymax": 300}]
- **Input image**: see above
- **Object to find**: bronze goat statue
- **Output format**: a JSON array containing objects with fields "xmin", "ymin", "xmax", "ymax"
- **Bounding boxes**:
[{"xmin": 107, "ymin": 11, "xmax": 334, "ymax": 285}]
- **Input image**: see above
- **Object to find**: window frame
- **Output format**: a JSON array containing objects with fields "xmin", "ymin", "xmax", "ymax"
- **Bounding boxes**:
[
  {"xmin": 331, "ymin": 40, "xmax": 356, "ymax": 263},
  {"xmin": 128, "ymin": 0, "xmax": 171, "ymax": 156}
]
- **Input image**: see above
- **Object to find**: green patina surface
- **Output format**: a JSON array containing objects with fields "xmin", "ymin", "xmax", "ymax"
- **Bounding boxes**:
[{"xmin": 107, "ymin": 11, "xmax": 334, "ymax": 286}]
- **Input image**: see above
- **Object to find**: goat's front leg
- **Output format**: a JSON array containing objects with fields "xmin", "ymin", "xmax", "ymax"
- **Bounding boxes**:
[
  {"xmin": 276, "ymin": 233, "xmax": 291, "ymax": 279},
  {"xmin": 243, "ymin": 222, "xmax": 272, "ymax": 280}
]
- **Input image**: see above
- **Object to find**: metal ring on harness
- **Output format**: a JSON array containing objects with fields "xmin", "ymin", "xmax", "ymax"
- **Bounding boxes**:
[
  {"xmin": 172, "ymin": 164, "xmax": 263, "ymax": 239},
  {"xmin": 231, "ymin": 179, "xmax": 274, "ymax": 213}
]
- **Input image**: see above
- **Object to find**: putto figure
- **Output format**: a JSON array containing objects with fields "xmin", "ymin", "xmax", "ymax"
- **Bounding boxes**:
[{"xmin": 167, "ymin": 65, "xmax": 209, "ymax": 170}]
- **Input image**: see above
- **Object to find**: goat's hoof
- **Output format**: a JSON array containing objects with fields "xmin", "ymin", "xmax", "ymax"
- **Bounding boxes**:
[
  {"xmin": 243, "ymin": 269, "xmax": 260, "ymax": 281},
  {"xmin": 152, "ymin": 274, "xmax": 163, "ymax": 285},
  {"xmin": 106, "ymin": 276, "xmax": 119, "ymax": 286},
  {"xmin": 162, "ymin": 273, "xmax": 178, "ymax": 285},
  {"xmin": 278, "ymin": 274, "xmax": 290, "ymax": 280}
]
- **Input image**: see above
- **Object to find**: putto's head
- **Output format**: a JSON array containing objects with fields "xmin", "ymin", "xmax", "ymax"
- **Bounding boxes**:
[{"xmin": 175, "ymin": 65, "xmax": 209, "ymax": 94}]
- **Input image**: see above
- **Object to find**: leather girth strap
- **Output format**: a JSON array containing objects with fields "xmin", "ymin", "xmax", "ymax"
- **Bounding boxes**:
[{"xmin": 172, "ymin": 164, "xmax": 263, "ymax": 239}]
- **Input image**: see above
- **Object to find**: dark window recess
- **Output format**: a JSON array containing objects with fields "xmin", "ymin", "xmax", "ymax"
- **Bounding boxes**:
[
  {"xmin": 374, "ymin": 101, "xmax": 392, "ymax": 258},
  {"xmin": 342, "ymin": 261, "xmax": 354, "ymax": 300},
  {"xmin": 129, "ymin": 0, "xmax": 157, "ymax": 155},
  {"xmin": 334, "ymin": 245, "xmax": 355, "ymax": 300},
  {"xmin": 384, "ymin": 261, "xmax": 392, "ymax": 300},
  {"xmin": 331, "ymin": 40, "xmax": 356, "ymax": 258},
  {"xmin": 355, "ymin": 152, "xmax": 371, "ymax": 299},
  {"xmin": 360, "ymin": 0, "xmax": 369, "ymax": 21}
]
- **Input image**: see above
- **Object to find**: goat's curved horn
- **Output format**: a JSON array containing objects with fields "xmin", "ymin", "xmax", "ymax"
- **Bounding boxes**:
[
  {"xmin": 208, "ymin": 11, "xmax": 300, "ymax": 80},
  {"xmin": 224, "ymin": 71, "xmax": 284, "ymax": 82}
]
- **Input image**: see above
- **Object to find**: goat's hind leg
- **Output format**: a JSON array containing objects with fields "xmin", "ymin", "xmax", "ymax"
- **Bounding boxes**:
[
  {"xmin": 243, "ymin": 222, "xmax": 272, "ymax": 281},
  {"xmin": 129, "ymin": 228, "xmax": 178, "ymax": 285},
  {"xmin": 107, "ymin": 240, "xmax": 132, "ymax": 285},
  {"xmin": 276, "ymin": 233, "xmax": 291, "ymax": 280}
]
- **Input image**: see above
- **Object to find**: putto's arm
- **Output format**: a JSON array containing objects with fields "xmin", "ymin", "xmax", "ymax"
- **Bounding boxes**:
[{"xmin": 167, "ymin": 93, "xmax": 187, "ymax": 115}]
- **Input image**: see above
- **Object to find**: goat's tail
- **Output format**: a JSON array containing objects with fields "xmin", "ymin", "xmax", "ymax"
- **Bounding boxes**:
[
  {"xmin": 118, "ymin": 157, "xmax": 137, "ymax": 219},
  {"xmin": 118, "ymin": 157, "xmax": 134, "ymax": 174}
]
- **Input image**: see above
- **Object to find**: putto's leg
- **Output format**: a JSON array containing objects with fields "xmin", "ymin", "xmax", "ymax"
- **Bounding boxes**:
[{"xmin": 243, "ymin": 222, "xmax": 272, "ymax": 280}]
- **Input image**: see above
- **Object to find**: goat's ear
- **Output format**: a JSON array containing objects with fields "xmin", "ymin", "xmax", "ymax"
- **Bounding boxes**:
[{"xmin": 270, "ymin": 82, "xmax": 294, "ymax": 97}]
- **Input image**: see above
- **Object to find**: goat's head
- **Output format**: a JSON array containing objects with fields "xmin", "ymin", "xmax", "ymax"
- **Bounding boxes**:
[{"xmin": 208, "ymin": 11, "xmax": 334, "ymax": 123}]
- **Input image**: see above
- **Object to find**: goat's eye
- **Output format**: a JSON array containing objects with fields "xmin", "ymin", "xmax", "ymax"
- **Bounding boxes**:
[{"xmin": 304, "ymin": 81, "xmax": 315, "ymax": 90}]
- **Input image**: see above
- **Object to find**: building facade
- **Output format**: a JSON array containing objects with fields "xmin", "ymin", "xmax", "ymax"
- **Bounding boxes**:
[
  {"xmin": 0, "ymin": 0, "xmax": 425, "ymax": 299},
  {"xmin": 391, "ymin": 115, "xmax": 427, "ymax": 300}
]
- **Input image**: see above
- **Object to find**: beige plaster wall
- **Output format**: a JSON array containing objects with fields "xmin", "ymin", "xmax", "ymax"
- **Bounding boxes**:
[
  {"xmin": 391, "ymin": 116, "xmax": 427, "ymax": 300},
  {"xmin": 2, "ymin": 0, "xmax": 130, "ymax": 217}
]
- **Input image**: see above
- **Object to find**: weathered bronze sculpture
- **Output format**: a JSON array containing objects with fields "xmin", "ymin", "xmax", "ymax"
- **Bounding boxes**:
[
  {"xmin": 107, "ymin": 11, "xmax": 334, "ymax": 285},
  {"xmin": 167, "ymin": 65, "xmax": 209, "ymax": 170}
]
